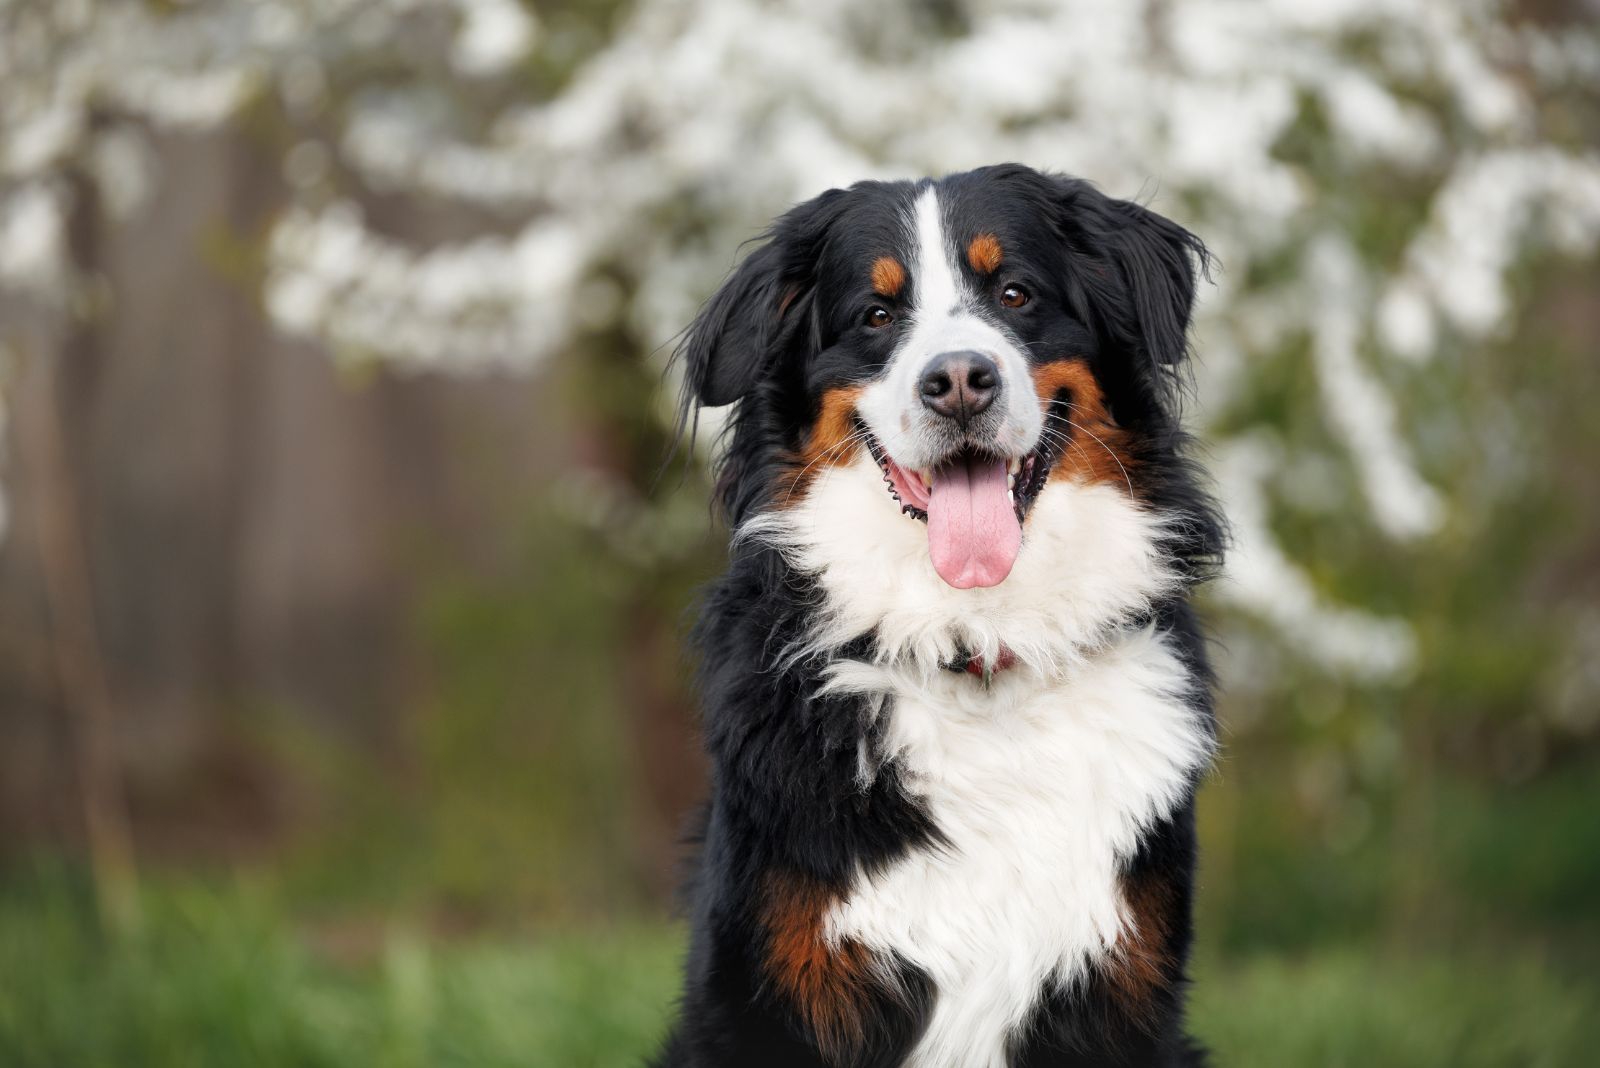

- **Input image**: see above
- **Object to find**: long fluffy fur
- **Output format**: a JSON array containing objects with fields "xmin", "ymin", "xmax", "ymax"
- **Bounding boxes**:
[{"xmin": 656, "ymin": 164, "xmax": 1225, "ymax": 1068}]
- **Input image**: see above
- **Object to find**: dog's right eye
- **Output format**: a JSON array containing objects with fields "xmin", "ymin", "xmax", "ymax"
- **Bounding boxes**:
[{"xmin": 864, "ymin": 306, "xmax": 894, "ymax": 328}]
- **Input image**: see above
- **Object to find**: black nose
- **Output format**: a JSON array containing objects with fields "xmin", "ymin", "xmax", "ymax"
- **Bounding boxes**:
[{"xmin": 919, "ymin": 351, "xmax": 1000, "ymax": 425}]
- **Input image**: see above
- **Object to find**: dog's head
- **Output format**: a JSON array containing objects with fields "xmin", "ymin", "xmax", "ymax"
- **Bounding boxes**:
[{"xmin": 681, "ymin": 164, "xmax": 1209, "ymax": 591}]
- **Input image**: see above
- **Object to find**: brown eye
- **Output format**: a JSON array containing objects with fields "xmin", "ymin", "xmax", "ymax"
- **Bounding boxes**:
[
  {"xmin": 1000, "ymin": 284, "xmax": 1030, "ymax": 309},
  {"xmin": 865, "ymin": 306, "xmax": 893, "ymax": 328}
]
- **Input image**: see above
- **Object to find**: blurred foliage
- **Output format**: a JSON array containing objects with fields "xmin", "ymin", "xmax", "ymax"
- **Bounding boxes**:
[
  {"xmin": 1197, "ymin": 765, "xmax": 1600, "ymax": 956},
  {"xmin": 264, "ymin": 512, "xmax": 643, "ymax": 916},
  {"xmin": 244, "ymin": 311, "xmax": 723, "ymax": 922}
]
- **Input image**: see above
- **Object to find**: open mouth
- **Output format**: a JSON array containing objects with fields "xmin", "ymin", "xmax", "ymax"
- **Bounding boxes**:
[
  {"xmin": 865, "ymin": 432, "xmax": 1053, "ymax": 589},
  {"xmin": 866, "ymin": 438, "xmax": 1049, "ymax": 524}
]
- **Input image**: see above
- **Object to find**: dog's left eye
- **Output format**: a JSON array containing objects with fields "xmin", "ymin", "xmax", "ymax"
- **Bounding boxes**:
[
  {"xmin": 864, "ymin": 306, "xmax": 894, "ymax": 328},
  {"xmin": 1000, "ymin": 284, "xmax": 1030, "ymax": 309}
]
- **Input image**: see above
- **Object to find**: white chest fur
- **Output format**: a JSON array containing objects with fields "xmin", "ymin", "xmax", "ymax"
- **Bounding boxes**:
[
  {"xmin": 827, "ymin": 633, "xmax": 1209, "ymax": 1068},
  {"xmin": 743, "ymin": 457, "xmax": 1212, "ymax": 1067}
]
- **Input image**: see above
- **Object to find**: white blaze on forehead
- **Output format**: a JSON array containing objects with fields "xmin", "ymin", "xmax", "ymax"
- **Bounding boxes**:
[{"xmin": 910, "ymin": 185, "xmax": 961, "ymax": 321}]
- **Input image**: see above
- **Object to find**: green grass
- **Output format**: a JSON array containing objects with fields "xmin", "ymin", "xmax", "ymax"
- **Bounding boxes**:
[
  {"xmin": 0, "ymin": 871, "xmax": 681, "ymax": 1068},
  {"xmin": 1, "ymin": 868, "xmax": 1595, "ymax": 1067},
  {"xmin": 1191, "ymin": 951, "xmax": 1599, "ymax": 1068}
]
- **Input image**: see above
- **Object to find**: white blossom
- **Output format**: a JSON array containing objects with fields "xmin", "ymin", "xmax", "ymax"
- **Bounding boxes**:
[
  {"xmin": 2, "ymin": 0, "xmax": 1598, "ymax": 681},
  {"xmin": 0, "ymin": 182, "xmax": 68, "ymax": 297},
  {"xmin": 452, "ymin": 0, "xmax": 537, "ymax": 77}
]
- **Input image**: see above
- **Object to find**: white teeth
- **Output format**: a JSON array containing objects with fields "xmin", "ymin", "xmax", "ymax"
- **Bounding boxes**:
[
  {"xmin": 1007, "ymin": 473, "xmax": 1016, "ymax": 490},
  {"xmin": 1007, "ymin": 457, "xmax": 1021, "ymax": 476},
  {"xmin": 917, "ymin": 468, "xmax": 933, "ymax": 486},
  {"xmin": 1007, "ymin": 489, "xmax": 1015, "ymax": 503}
]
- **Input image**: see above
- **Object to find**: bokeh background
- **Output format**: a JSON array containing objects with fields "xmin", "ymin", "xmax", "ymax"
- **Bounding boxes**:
[{"xmin": 2, "ymin": 1, "xmax": 1599, "ymax": 1065}]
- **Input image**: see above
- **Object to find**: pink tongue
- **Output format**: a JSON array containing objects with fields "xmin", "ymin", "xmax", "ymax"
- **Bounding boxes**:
[{"xmin": 927, "ymin": 455, "xmax": 1022, "ymax": 589}]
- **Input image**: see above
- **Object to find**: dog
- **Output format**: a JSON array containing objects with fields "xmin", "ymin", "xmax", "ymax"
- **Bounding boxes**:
[{"xmin": 654, "ymin": 163, "xmax": 1224, "ymax": 1067}]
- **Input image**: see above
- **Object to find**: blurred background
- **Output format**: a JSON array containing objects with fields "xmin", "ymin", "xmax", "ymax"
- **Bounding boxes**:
[{"xmin": 1, "ymin": 1, "xmax": 1598, "ymax": 1065}]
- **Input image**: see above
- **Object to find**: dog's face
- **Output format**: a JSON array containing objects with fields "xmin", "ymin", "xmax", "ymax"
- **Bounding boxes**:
[{"xmin": 683, "ymin": 164, "xmax": 1206, "ymax": 591}]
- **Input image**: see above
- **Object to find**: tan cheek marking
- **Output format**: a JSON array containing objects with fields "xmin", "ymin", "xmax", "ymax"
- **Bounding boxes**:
[
  {"xmin": 870, "ymin": 256, "xmax": 906, "ymax": 298},
  {"xmin": 763, "ymin": 872, "xmax": 878, "ymax": 1061},
  {"xmin": 967, "ymin": 233, "xmax": 1003, "ymax": 274},
  {"xmin": 774, "ymin": 385, "xmax": 865, "ymax": 506},
  {"xmin": 1029, "ymin": 360, "xmax": 1137, "ymax": 491}
]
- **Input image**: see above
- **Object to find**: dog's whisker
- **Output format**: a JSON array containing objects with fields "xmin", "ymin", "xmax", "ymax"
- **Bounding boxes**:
[
  {"xmin": 1036, "ymin": 424, "xmax": 1112, "ymax": 501},
  {"xmin": 780, "ymin": 416, "xmax": 940, "ymax": 510},
  {"xmin": 1056, "ymin": 409, "xmax": 1136, "ymax": 505},
  {"xmin": 780, "ymin": 428, "xmax": 873, "ymax": 507}
]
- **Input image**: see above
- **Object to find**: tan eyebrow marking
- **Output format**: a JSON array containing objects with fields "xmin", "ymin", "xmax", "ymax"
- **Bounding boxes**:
[
  {"xmin": 967, "ymin": 233, "xmax": 1003, "ymax": 274},
  {"xmin": 870, "ymin": 256, "xmax": 906, "ymax": 297}
]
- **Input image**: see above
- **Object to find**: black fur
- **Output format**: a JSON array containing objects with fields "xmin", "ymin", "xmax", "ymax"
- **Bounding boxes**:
[{"xmin": 656, "ymin": 165, "xmax": 1225, "ymax": 1067}]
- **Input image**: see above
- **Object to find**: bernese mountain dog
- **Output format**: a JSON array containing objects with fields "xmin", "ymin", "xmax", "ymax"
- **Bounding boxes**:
[{"xmin": 654, "ymin": 163, "xmax": 1224, "ymax": 1068}]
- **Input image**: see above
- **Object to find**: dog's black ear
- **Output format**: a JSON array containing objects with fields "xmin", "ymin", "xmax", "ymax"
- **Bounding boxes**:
[
  {"xmin": 1098, "ymin": 197, "xmax": 1208, "ymax": 367},
  {"xmin": 681, "ymin": 240, "xmax": 791, "ymax": 408},
  {"xmin": 680, "ymin": 191, "xmax": 844, "ymax": 409},
  {"xmin": 1051, "ymin": 178, "xmax": 1210, "ymax": 370}
]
